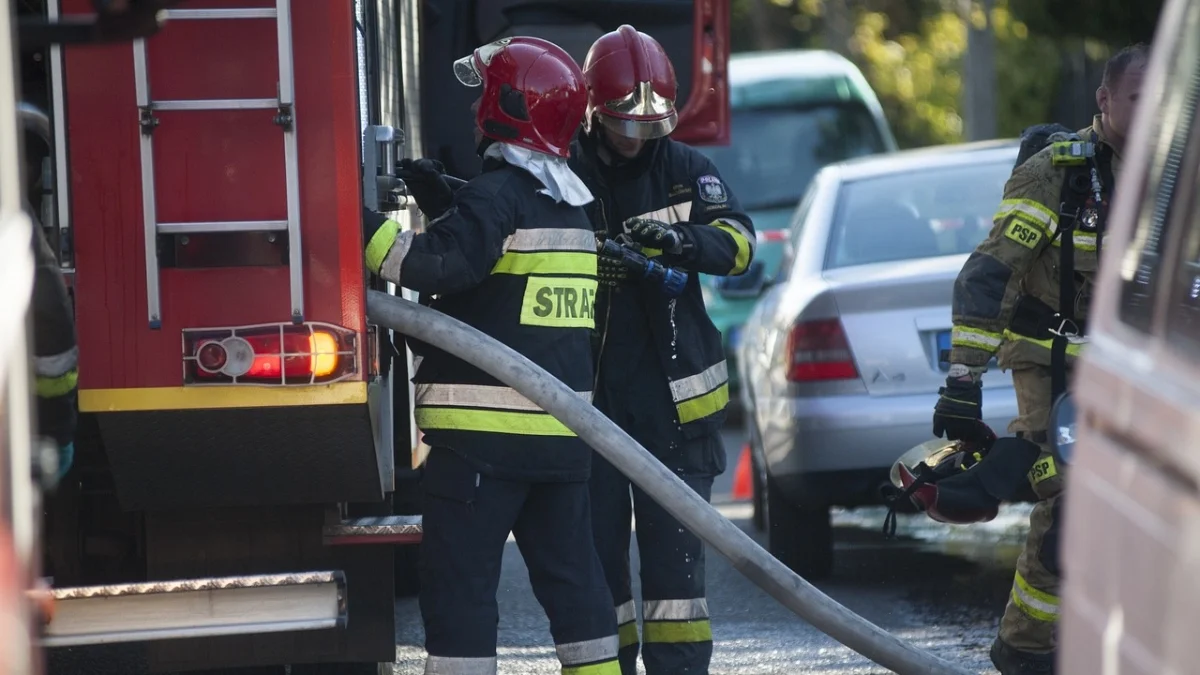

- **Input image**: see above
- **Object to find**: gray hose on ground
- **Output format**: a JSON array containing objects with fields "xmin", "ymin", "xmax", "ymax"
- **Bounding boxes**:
[{"xmin": 367, "ymin": 290, "xmax": 970, "ymax": 675}]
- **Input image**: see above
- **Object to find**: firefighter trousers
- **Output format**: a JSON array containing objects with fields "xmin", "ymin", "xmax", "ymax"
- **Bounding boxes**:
[
  {"xmin": 998, "ymin": 366, "xmax": 1065, "ymax": 656},
  {"xmin": 419, "ymin": 448, "xmax": 621, "ymax": 675},
  {"xmin": 589, "ymin": 442, "xmax": 718, "ymax": 675}
]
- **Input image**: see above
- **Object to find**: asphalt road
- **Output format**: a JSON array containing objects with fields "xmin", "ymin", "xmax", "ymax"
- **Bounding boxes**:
[{"xmin": 390, "ymin": 429, "xmax": 1034, "ymax": 674}]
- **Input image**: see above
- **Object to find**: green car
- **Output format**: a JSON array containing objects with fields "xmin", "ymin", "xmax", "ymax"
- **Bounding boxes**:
[{"xmin": 697, "ymin": 49, "xmax": 898, "ymax": 400}]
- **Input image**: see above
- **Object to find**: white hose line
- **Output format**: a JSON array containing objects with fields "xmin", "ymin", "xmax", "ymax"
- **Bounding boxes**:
[{"xmin": 367, "ymin": 291, "xmax": 970, "ymax": 675}]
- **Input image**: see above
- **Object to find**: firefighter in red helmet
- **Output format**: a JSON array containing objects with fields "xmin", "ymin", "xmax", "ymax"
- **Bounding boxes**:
[
  {"xmin": 363, "ymin": 36, "xmax": 619, "ymax": 675},
  {"xmin": 569, "ymin": 25, "xmax": 756, "ymax": 675}
]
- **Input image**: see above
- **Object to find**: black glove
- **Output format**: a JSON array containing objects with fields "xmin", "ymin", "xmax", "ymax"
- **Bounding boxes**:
[
  {"xmin": 932, "ymin": 376, "xmax": 985, "ymax": 442},
  {"xmin": 625, "ymin": 218, "xmax": 684, "ymax": 255},
  {"xmin": 597, "ymin": 241, "xmax": 630, "ymax": 287},
  {"xmin": 397, "ymin": 158, "xmax": 454, "ymax": 220}
]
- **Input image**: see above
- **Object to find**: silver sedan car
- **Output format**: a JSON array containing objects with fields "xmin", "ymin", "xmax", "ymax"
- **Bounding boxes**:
[{"xmin": 728, "ymin": 140, "xmax": 1022, "ymax": 579}]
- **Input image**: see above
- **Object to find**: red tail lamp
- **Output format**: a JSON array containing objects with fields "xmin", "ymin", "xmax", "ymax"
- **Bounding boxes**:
[{"xmin": 183, "ymin": 322, "xmax": 358, "ymax": 385}]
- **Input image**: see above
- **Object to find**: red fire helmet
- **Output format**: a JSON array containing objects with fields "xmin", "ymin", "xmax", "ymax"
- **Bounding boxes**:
[
  {"xmin": 453, "ymin": 36, "xmax": 588, "ymax": 158},
  {"xmin": 582, "ymin": 25, "xmax": 678, "ymax": 140}
]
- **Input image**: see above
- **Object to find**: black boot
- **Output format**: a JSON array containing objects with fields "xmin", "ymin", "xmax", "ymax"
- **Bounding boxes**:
[{"xmin": 990, "ymin": 638, "xmax": 1056, "ymax": 675}]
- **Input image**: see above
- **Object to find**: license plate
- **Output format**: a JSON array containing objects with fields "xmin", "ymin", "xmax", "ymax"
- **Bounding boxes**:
[{"xmin": 936, "ymin": 330, "xmax": 952, "ymax": 371}]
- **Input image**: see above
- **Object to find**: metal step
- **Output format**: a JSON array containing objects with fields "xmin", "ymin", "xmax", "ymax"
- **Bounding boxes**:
[
  {"xmin": 40, "ymin": 571, "xmax": 346, "ymax": 648},
  {"xmin": 324, "ymin": 515, "xmax": 423, "ymax": 546}
]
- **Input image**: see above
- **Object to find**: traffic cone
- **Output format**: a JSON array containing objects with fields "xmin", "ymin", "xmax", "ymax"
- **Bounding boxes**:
[{"xmin": 732, "ymin": 444, "xmax": 753, "ymax": 501}]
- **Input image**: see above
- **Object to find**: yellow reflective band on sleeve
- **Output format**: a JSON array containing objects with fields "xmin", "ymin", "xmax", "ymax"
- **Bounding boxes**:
[
  {"xmin": 1011, "ymin": 571, "xmax": 1059, "ymax": 622},
  {"xmin": 995, "ymin": 199, "xmax": 1058, "ymax": 236},
  {"xmin": 520, "ymin": 277, "xmax": 598, "ymax": 328},
  {"xmin": 1001, "ymin": 330, "xmax": 1086, "ymax": 357},
  {"xmin": 415, "ymin": 407, "xmax": 576, "ymax": 436},
  {"xmin": 617, "ymin": 622, "xmax": 639, "ymax": 649},
  {"xmin": 1004, "ymin": 218, "xmax": 1044, "ymax": 249},
  {"xmin": 642, "ymin": 620, "xmax": 713, "ymax": 644},
  {"xmin": 1029, "ymin": 456, "xmax": 1058, "ymax": 484},
  {"xmin": 714, "ymin": 220, "xmax": 751, "ymax": 275},
  {"xmin": 562, "ymin": 661, "xmax": 622, "ymax": 675},
  {"xmin": 951, "ymin": 326, "xmax": 1005, "ymax": 352},
  {"xmin": 37, "ymin": 369, "xmax": 78, "ymax": 399},
  {"xmin": 492, "ymin": 251, "xmax": 597, "ymax": 277},
  {"xmin": 365, "ymin": 219, "xmax": 401, "ymax": 274},
  {"xmin": 676, "ymin": 383, "xmax": 728, "ymax": 424}
]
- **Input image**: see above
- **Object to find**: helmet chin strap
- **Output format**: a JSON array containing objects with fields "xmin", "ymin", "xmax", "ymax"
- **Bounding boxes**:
[{"xmin": 476, "ymin": 136, "xmax": 496, "ymax": 158}]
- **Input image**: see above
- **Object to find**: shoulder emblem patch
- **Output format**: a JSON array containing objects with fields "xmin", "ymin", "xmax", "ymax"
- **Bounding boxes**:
[{"xmin": 697, "ymin": 175, "xmax": 728, "ymax": 204}]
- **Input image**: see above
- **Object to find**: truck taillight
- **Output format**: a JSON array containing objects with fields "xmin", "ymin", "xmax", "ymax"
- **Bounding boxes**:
[
  {"xmin": 785, "ymin": 319, "xmax": 858, "ymax": 382},
  {"xmin": 183, "ymin": 323, "xmax": 358, "ymax": 386}
]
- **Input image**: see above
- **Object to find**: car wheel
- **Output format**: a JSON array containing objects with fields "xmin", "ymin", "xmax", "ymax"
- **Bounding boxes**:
[
  {"xmin": 765, "ymin": 474, "xmax": 833, "ymax": 580},
  {"xmin": 750, "ymin": 453, "xmax": 765, "ymax": 533}
]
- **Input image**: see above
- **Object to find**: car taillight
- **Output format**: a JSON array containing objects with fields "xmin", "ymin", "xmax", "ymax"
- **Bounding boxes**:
[
  {"xmin": 183, "ymin": 322, "xmax": 358, "ymax": 386},
  {"xmin": 786, "ymin": 319, "xmax": 858, "ymax": 382}
]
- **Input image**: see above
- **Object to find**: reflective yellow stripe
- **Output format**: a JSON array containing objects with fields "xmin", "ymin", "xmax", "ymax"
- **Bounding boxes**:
[
  {"xmin": 1029, "ymin": 456, "xmax": 1058, "ymax": 483},
  {"xmin": 35, "ymin": 346, "xmax": 79, "ymax": 378},
  {"xmin": 995, "ymin": 199, "xmax": 1057, "ymax": 235},
  {"xmin": 36, "ymin": 369, "xmax": 78, "ymax": 398},
  {"xmin": 520, "ymin": 277, "xmax": 598, "ymax": 328},
  {"xmin": 670, "ymin": 362, "xmax": 728, "ymax": 403},
  {"xmin": 1011, "ymin": 571, "xmax": 1059, "ymax": 622},
  {"xmin": 714, "ymin": 220, "xmax": 751, "ymax": 274},
  {"xmin": 365, "ymin": 219, "xmax": 400, "ymax": 274},
  {"xmin": 1051, "ymin": 230, "xmax": 1098, "ymax": 252},
  {"xmin": 951, "ymin": 326, "xmax": 1004, "ymax": 352},
  {"xmin": 79, "ymin": 382, "xmax": 368, "ymax": 412},
  {"xmin": 642, "ymin": 619, "xmax": 712, "ymax": 644},
  {"xmin": 1004, "ymin": 218, "xmax": 1044, "ymax": 249},
  {"xmin": 617, "ymin": 622, "xmax": 639, "ymax": 649},
  {"xmin": 1001, "ymin": 330, "xmax": 1086, "ymax": 357},
  {"xmin": 415, "ymin": 407, "xmax": 575, "ymax": 436},
  {"xmin": 562, "ymin": 661, "xmax": 622, "ymax": 675},
  {"xmin": 676, "ymin": 383, "xmax": 728, "ymax": 424},
  {"xmin": 557, "ymin": 635, "xmax": 619, "ymax": 670},
  {"xmin": 492, "ymin": 251, "xmax": 597, "ymax": 276}
]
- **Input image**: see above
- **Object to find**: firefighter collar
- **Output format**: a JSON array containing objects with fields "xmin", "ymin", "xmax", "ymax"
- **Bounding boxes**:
[{"xmin": 483, "ymin": 142, "xmax": 594, "ymax": 207}]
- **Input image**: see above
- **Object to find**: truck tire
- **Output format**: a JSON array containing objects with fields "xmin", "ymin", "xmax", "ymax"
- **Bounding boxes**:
[{"xmin": 765, "ymin": 475, "xmax": 833, "ymax": 580}]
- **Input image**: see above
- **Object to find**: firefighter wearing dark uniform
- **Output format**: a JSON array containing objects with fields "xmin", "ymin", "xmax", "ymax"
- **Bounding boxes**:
[
  {"xmin": 362, "ymin": 37, "xmax": 620, "ymax": 675},
  {"xmin": 569, "ymin": 26, "xmax": 756, "ymax": 675},
  {"xmin": 932, "ymin": 45, "xmax": 1147, "ymax": 675},
  {"xmin": 29, "ymin": 205, "xmax": 78, "ymax": 484}
]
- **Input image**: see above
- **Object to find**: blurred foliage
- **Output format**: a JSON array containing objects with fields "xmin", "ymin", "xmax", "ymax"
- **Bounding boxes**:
[{"xmin": 729, "ymin": 0, "xmax": 1161, "ymax": 149}]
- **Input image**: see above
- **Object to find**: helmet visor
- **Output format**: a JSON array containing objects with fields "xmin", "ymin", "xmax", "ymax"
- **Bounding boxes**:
[
  {"xmin": 453, "ymin": 55, "xmax": 482, "ymax": 87},
  {"xmin": 594, "ymin": 110, "xmax": 678, "ymax": 140}
]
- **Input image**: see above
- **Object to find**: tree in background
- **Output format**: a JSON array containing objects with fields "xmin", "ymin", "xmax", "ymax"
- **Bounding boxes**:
[{"xmin": 731, "ymin": 0, "xmax": 1162, "ymax": 149}]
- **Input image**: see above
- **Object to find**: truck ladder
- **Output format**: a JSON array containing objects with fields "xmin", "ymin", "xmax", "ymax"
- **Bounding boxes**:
[
  {"xmin": 134, "ymin": 1, "xmax": 303, "ymax": 329},
  {"xmin": 325, "ymin": 515, "xmax": 423, "ymax": 546},
  {"xmin": 40, "ymin": 571, "xmax": 346, "ymax": 647}
]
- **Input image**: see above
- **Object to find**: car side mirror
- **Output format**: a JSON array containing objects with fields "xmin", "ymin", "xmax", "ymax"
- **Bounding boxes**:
[
  {"xmin": 714, "ymin": 260, "xmax": 767, "ymax": 299},
  {"xmin": 1049, "ymin": 392, "xmax": 1077, "ymax": 467}
]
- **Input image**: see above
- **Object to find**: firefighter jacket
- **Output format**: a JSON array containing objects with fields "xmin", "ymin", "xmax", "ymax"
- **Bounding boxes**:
[
  {"xmin": 950, "ymin": 115, "xmax": 1121, "ymax": 372},
  {"xmin": 569, "ymin": 132, "xmax": 756, "ymax": 439},
  {"xmin": 28, "ymin": 207, "xmax": 78, "ymax": 448},
  {"xmin": 363, "ymin": 160, "xmax": 598, "ymax": 482}
]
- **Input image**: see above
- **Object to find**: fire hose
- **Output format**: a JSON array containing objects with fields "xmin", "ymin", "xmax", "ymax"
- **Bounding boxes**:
[{"xmin": 366, "ymin": 290, "xmax": 970, "ymax": 675}]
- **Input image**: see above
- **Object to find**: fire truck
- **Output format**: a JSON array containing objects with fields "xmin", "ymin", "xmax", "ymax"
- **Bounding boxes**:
[{"xmin": 9, "ymin": 0, "xmax": 731, "ymax": 672}]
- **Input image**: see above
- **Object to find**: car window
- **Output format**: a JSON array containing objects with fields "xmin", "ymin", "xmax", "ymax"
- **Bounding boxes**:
[
  {"xmin": 1162, "ymin": 98, "xmax": 1200, "ymax": 355},
  {"xmin": 773, "ymin": 179, "xmax": 819, "ymax": 283},
  {"xmin": 697, "ymin": 103, "xmax": 886, "ymax": 213},
  {"xmin": 1118, "ymin": 10, "xmax": 1200, "ymax": 332},
  {"xmin": 823, "ymin": 159, "xmax": 1013, "ymax": 269}
]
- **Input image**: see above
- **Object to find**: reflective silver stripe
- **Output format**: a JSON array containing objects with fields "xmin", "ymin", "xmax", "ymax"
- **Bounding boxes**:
[
  {"xmin": 951, "ymin": 326, "xmax": 1003, "ymax": 350},
  {"xmin": 34, "ymin": 345, "xmax": 78, "ymax": 378},
  {"xmin": 503, "ymin": 228, "xmax": 595, "ymax": 253},
  {"xmin": 615, "ymin": 599, "xmax": 636, "ymax": 625},
  {"xmin": 424, "ymin": 655, "xmax": 498, "ymax": 675},
  {"xmin": 380, "ymin": 229, "xmax": 415, "ymax": 283},
  {"xmin": 669, "ymin": 361, "xmax": 728, "ymax": 403},
  {"xmin": 416, "ymin": 383, "xmax": 592, "ymax": 411},
  {"xmin": 1011, "ymin": 579, "xmax": 1059, "ymax": 621},
  {"xmin": 715, "ymin": 217, "xmax": 757, "ymax": 255},
  {"xmin": 632, "ymin": 202, "xmax": 692, "ymax": 226},
  {"xmin": 996, "ymin": 199, "xmax": 1058, "ymax": 235},
  {"xmin": 643, "ymin": 598, "xmax": 710, "ymax": 621},
  {"xmin": 556, "ymin": 635, "xmax": 619, "ymax": 666}
]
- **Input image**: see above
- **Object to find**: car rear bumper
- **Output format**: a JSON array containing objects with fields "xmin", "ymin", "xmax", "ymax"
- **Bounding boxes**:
[{"xmin": 758, "ymin": 386, "xmax": 1020, "ymax": 506}]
